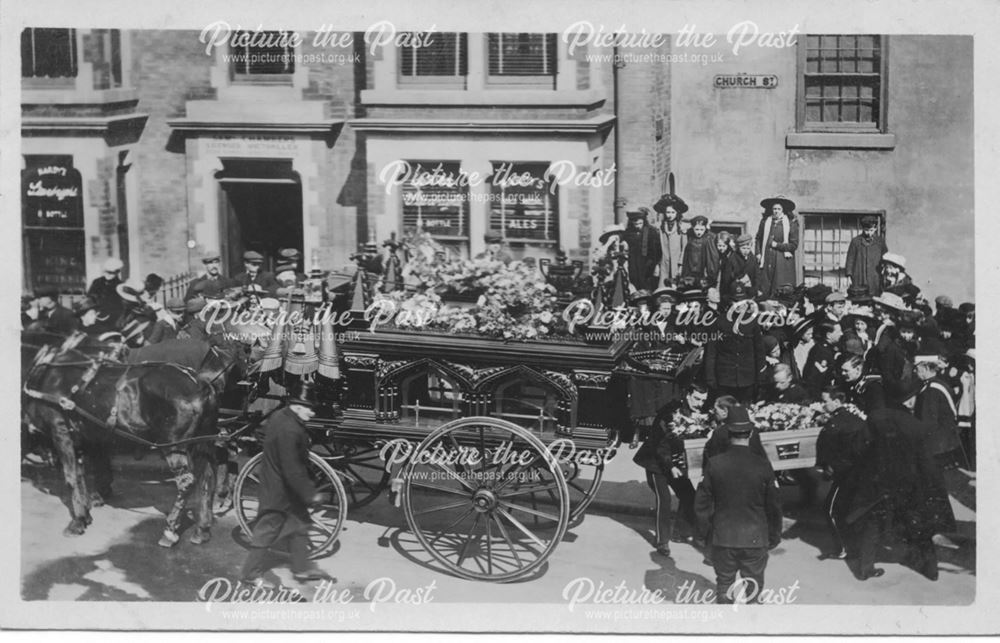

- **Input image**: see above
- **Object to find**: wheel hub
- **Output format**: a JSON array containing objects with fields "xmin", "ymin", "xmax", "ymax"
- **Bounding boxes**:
[{"xmin": 471, "ymin": 488, "xmax": 498, "ymax": 513}]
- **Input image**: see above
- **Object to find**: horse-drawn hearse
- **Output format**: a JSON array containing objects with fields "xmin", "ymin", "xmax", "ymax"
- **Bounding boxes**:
[{"xmin": 20, "ymin": 232, "xmax": 821, "ymax": 583}]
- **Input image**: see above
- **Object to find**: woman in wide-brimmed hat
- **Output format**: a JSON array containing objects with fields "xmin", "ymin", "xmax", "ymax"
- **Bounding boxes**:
[
  {"xmin": 652, "ymin": 193, "xmax": 688, "ymax": 284},
  {"xmin": 755, "ymin": 195, "xmax": 799, "ymax": 299}
]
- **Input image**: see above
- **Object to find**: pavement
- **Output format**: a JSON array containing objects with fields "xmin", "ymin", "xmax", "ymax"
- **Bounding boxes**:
[{"xmin": 18, "ymin": 450, "xmax": 976, "ymax": 613}]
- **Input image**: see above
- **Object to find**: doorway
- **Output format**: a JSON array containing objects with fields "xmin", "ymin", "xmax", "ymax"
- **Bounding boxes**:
[{"xmin": 217, "ymin": 160, "xmax": 303, "ymax": 275}]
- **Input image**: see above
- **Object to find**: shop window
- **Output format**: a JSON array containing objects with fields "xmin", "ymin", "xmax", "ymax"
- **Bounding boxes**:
[
  {"xmin": 488, "ymin": 162, "xmax": 559, "ymax": 248},
  {"xmin": 798, "ymin": 35, "xmax": 887, "ymax": 132},
  {"xmin": 230, "ymin": 30, "xmax": 296, "ymax": 81},
  {"xmin": 21, "ymin": 28, "xmax": 78, "ymax": 80},
  {"xmin": 22, "ymin": 155, "xmax": 87, "ymax": 293},
  {"xmin": 400, "ymin": 369, "xmax": 464, "ymax": 428},
  {"xmin": 487, "ymin": 33, "xmax": 557, "ymax": 87},
  {"xmin": 399, "ymin": 161, "xmax": 471, "ymax": 257},
  {"xmin": 399, "ymin": 32, "xmax": 467, "ymax": 87},
  {"xmin": 800, "ymin": 211, "xmax": 885, "ymax": 290},
  {"xmin": 493, "ymin": 378, "xmax": 562, "ymax": 434}
]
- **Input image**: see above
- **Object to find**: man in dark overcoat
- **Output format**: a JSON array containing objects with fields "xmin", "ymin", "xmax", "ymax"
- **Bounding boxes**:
[
  {"xmin": 241, "ymin": 382, "xmax": 330, "ymax": 583},
  {"xmin": 621, "ymin": 209, "xmax": 663, "ymax": 291},
  {"xmin": 845, "ymin": 216, "xmax": 888, "ymax": 296},
  {"xmin": 704, "ymin": 285, "xmax": 766, "ymax": 404},
  {"xmin": 695, "ymin": 405, "xmax": 783, "ymax": 604}
]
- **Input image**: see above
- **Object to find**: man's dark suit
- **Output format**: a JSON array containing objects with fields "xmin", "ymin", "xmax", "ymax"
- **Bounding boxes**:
[{"xmin": 695, "ymin": 444, "xmax": 783, "ymax": 603}]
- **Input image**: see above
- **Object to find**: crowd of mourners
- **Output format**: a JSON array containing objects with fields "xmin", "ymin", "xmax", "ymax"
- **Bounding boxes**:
[{"xmin": 608, "ymin": 193, "xmax": 975, "ymax": 597}]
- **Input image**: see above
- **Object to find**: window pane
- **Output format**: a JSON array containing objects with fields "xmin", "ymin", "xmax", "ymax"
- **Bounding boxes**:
[
  {"xmin": 231, "ymin": 31, "xmax": 295, "ymax": 74},
  {"xmin": 802, "ymin": 212, "xmax": 883, "ymax": 290},
  {"xmin": 23, "ymin": 28, "xmax": 77, "ymax": 78},
  {"xmin": 400, "ymin": 32, "xmax": 467, "ymax": 77},
  {"xmin": 488, "ymin": 162, "xmax": 559, "ymax": 243},
  {"xmin": 488, "ymin": 33, "xmax": 556, "ymax": 76},
  {"xmin": 400, "ymin": 161, "xmax": 471, "ymax": 253},
  {"xmin": 801, "ymin": 34, "xmax": 883, "ymax": 128}
]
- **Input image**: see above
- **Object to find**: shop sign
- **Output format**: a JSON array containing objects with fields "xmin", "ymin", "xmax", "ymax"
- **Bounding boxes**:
[{"xmin": 22, "ymin": 160, "xmax": 83, "ymax": 228}]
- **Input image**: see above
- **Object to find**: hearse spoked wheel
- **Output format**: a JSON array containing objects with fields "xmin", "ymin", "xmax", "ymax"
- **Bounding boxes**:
[
  {"xmin": 312, "ymin": 437, "xmax": 390, "ymax": 508},
  {"xmin": 401, "ymin": 417, "xmax": 569, "ymax": 582},
  {"xmin": 234, "ymin": 451, "xmax": 348, "ymax": 559}
]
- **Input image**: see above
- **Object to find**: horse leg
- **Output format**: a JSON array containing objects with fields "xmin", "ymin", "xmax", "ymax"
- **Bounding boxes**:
[
  {"xmin": 189, "ymin": 447, "xmax": 217, "ymax": 544},
  {"xmin": 86, "ymin": 436, "xmax": 115, "ymax": 506},
  {"xmin": 213, "ymin": 445, "xmax": 238, "ymax": 515},
  {"xmin": 51, "ymin": 413, "xmax": 92, "ymax": 536},
  {"xmin": 158, "ymin": 451, "xmax": 196, "ymax": 547}
]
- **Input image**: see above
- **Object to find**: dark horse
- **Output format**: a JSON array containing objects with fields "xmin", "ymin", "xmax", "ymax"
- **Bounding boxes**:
[{"xmin": 23, "ymin": 335, "xmax": 220, "ymax": 546}]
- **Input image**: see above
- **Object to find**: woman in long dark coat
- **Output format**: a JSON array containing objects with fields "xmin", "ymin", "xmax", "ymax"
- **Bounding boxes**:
[{"xmin": 755, "ymin": 196, "xmax": 800, "ymax": 299}]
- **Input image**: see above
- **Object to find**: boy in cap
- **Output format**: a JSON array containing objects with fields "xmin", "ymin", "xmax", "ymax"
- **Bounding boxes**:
[
  {"xmin": 845, "ymin": 216, "xmax": 887, "ymax": 296},
  {"xmin": 233, "ymin": 250, "xmax": 279, "ymax": 296},
  {"xmin": 241, "ymin": 382, "xmax": 333, "ymax": 586},
  {"xmin": 695, "ymin": 405, "xmax": 783, "ymax": 603},
  {"xmin": 620, "ymin": 209, "xmax": 662, "ymax": 291},
  {"xmin": 185, "ymin": 251, "xmax": 233, "ymax": 301},
  {"xmin": 720, "ymin": 233, "xmax": 758, "ymax": 297},
  {"xmin": 680, "ymin": 215, "xmax": 719, "ymax": 288}
]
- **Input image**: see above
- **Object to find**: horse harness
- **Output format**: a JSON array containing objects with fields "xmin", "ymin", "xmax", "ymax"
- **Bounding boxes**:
[{"xmin": 22, "ymin": 347, "xmax": 222, "ymax": 452}]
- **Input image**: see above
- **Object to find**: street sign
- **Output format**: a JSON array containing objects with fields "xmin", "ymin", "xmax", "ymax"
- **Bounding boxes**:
[{"xmin": 714, "ymin": 74, "xmax": 779, "ymax": 89}]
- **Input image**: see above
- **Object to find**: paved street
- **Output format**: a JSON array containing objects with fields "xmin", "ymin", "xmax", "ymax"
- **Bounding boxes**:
[{"xmin": 21, "ymin": 452, "xmax": 975, "ymax": 607}]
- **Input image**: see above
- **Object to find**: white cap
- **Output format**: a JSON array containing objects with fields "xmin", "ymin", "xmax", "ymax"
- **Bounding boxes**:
[{"xmin": 103, "ymin": 258, "xmax": 124, "ymax": 272}]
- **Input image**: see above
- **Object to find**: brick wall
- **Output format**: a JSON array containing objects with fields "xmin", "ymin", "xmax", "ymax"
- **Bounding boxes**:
[{"xmin": 130, "ymin": 30, "xmax": 215, "ymax": 278}]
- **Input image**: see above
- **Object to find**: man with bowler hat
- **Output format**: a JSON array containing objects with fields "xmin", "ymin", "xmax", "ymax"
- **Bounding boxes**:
[
  {"xmin": 695, "ymin": 405, "xmax": 783, "ymax": 604},
  {"xmin": 33, "ymin": 285, "xmax": 79, "ymax": 335},
  {"xmin": 241, "ymin": 382, "xmax": 332, "ymax": 585}
]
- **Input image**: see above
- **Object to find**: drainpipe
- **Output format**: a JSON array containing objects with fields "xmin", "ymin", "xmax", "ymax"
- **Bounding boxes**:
[{"xmin": 612, "ymin": 46, "xmax": 626, "ymax": 225}]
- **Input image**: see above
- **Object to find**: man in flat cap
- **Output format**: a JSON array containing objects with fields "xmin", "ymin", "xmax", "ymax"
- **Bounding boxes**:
[
  {"xmin": 845, "ymin": 216, "xmax": 887, "ymax": 296},
  {"xmin": 621, "ymin": 209, "xmax": 662, "ymax": 291},
  {"xmin": 185, "ymin": 251, "xmax": 233, "ymax": 301},
  {"xmin": 680, "ymin": 215, "xmax": 719, "ymax": 288},
  {"xmin": 233, "ymin": 250, "xmax": 279, "ymax": 296}
]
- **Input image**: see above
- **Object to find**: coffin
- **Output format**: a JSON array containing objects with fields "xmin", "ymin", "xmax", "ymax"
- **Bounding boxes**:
[{"xmin": 684, "ymin": 426, "xmax": 822, "ymax": 482}]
